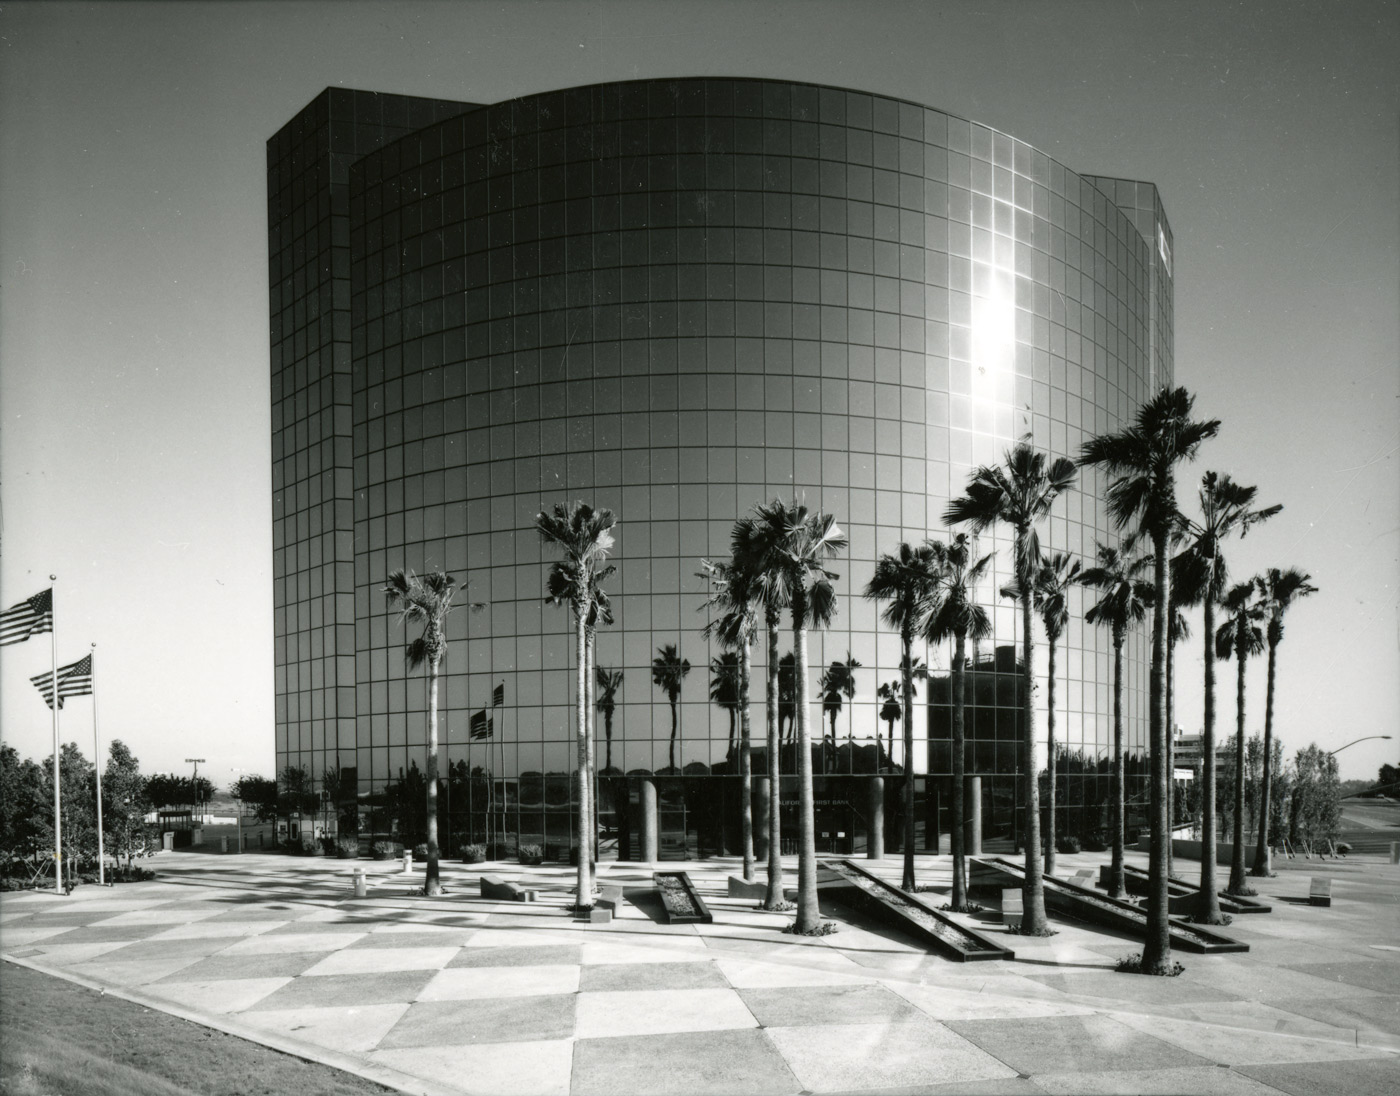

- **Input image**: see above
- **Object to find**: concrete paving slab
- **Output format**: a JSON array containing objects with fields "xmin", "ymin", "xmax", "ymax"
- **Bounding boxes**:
[
  {"xmin": 63, "ymin": 952, "xmax": 208, "ymax": 987},
  {"xmin": 263, "ymin": 918, "xmax": 388, "ymax": 934},
  {"xmin": 11, "ymin": 940, "xmax": 134, "ymax": 966},
  {"xmin": 1189, "ymin": 959, "xmax": 1389, "ymax": 1000},
  {"xmin": 154, "ymin": 950, "xmax": 326, "ymax": 982},
  {"xmin": 149, "ymin": 919, "xmax": 280, "ymax": 939},
  {"xmin": 889, "ymin": 980, "xmax": 1098, "ymax": 1021},
  {"xmin": 1270, "ymin": 995, "xmax": 1400, "ymax": 1044},
  {"xmin": 8, "ymin": 923, "xmax": 158, "ymax": 945},
  {"xmin": 447, "ymin": 943, "xmax": 581, "ymax": 967},
  {"xmin": 949, "ymin": 1013, "xmax": 1214, "ymax": 1075},
  {"xmin": 418, "ymin": 963, "xmax": 579, "ymax": 1000},
  {"xmin": 246, "ymin": 968, "xmax": 436, "ymax": 1011},
  {"xmin": 239, "ymin": 1002, "xmax": 411, "ymax": 1054},
  {"xmin": 1236, "ymin": 1056, "xmax": 1400, "ymax": 1096},
  {"xmin": 714, "ymin": 956, "xmax": 871, "ymax": 988},
  {"xmin": 220, "ymin": 930, "xmax": 366, "ymax": 954},
  {"xmin": 95, "ymin": 906, "xmax": 227, "ymax": 925},
  {"xmin": 301, "ymin": 945, "xmax": 458, "ymax": 976},
  {"xmin": 372, "ymin": 1039, "xmax": 575, "ymax": 1096},
  {"xmin": 579, "ymin": 940, "xmax": 709, "ymax": 964},
  {"xmin": 1113, "ymin": 1011, "xmax": 1387, "ymax": 1064},
  {"xmin": 348, "ymin": 929, "xmax": 478, "ymax": 948},
  {"xmin": 579, "ymin": 960, "xmax": 728, "ymax": 991},
  {"xmin": 570, "ymin": 1029, "xmax": 800, "ymax": 1096},
  {"xmin": 575, "ymin": 987, "xmax": 758, "ymax": 1038},
  {"xmin": 819, "ymin": 1080, "xmax": 1046, "ymax": 1096},
  {"xmin": 1033, "ymin": 1065, "xmax": 1286, "ymax": 1095},
  {"xmin": 1022, "ymin": 970, "xmax": 1244, "ymax": 1007},
  {"xmin": 142, "ymin": 976, "xmax": 292, "ymax": 1014},
  {"xmin": 766, "ymin": 1016, "xmax": 1020, "ymax": 1092},
  {"xmin": 1281, "ymin": 961, "xmax": 1400, "ymax": 994},
  {"xmin": 740, "ymin": 984, "xmax": 922, "ymax": 1027},
  {"xmin": 377, "ymin": 995, "xmax": 576, "ymax": 1048}
]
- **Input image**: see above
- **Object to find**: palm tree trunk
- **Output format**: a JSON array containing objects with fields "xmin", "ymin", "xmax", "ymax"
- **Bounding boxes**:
[
  {"xmin": 1045, "ymin": 636, "xmax": 1058, "ymax": 878},
  {"xmin": 1166, "ymin": 632, "xmax": 1175, "ymax": 878},
  {"xmin": 1252, "ymin": 638, "xmax": 1277, "ymax": 877},
  {"xmin": 793, "ymin": 595, "xmax": 820, "ymax": 932},
  {"xmin": 605, "ymin": 713, "xmax": 613, "ymax": 772},
  {"xmin": 901, "ymin": 624, "xmax": 916, "ymax": 891},
  {"xmin": 1109, "ymin": 631, "xmax": 1126, "ymax": 899},
  {"xmin": 669, "ymin": 699, "xmax": 678, "ymax": 771},
  {"xmin": 1199, "ymin": 584, "xmax": 1224, "ymax": 921},
  {"xmin": 763, "ymin": 607, "xmax": 785, "ymax": 909},
  {"xmin": 424, "ymin": 656, "xmax": 443, "ymax": 896},
  {"xmin": 574, "ymin": 605, "xmax": 593, "ymax": 904},
  {"xmin": 1017, "ymin": 530, "xmax": 1047, "ymax": 934},
  {"xmin": 739, "ymin": 635, "xmax": 755, "ymax": 883},
  {"xmin": 1227, "ymin": 647, "xmax": 1249, "ymax": 894},
  {"xmin": 1141, "ymin": 532, "xmax": 1172, "ymax": 974},
  {"xmin": 585, "ymin": 627, "xmax": 597, "ymax": 867},
  {"xmin": 951, "ymin": 628, "xmax": 968, "ymax": 911}
]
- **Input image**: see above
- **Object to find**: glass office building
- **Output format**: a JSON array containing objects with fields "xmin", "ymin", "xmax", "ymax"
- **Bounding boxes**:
[{"xmin": 269, "ymin": 80, "xmax": 1172, "ymax": 858}]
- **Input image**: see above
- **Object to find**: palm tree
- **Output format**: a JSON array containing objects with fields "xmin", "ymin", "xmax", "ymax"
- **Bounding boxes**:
[
  {"xmin": 1033, "ymin": 552, "xmax": 1082, "ymax": 878},
  {"xmin": 710, "ymin": 653, "xmax": 742, "ymax": 757},
  {"xmin": 924, "ymin": 534, "xmax": 993, "ymax": 911},
  {"xmin": 945, "ymin": 440, "xmax": 1076, "ymax": 934},
  {"xmin": 699, "ymin": 557, "xmax": 761, "ymax": 883},
  {"xmin": 864, "ymin": 542, "xmax": 942, "ymax": 891},
  {"xmin": 1173, "ymin": 472, "xmax": 1278, "ymax": 919},
  {"xmin": 536, "ymin": 501, "xmax": 616, "ymax": 905},
  {"xmin": 777, "ymin": 653, "xmax": 797, "ymax": 746},
  {"xmin": 820, "ymin": 654, "xmax": 862, "ymax": 745},
  {"xmin": 383, "ymin": 569, "xmax": 482, "ymax": 896},
  {"xmin": 1164, "ymin": 585, "xmax": 1192, "ymax": 878},
  {"xmin": 1252, "ymin": 568, "xmax": 1317, "ymax": 877},
  {"xmin": 1081, "ymin": 544, "xmax": 1153, "ymax": 900},
  {"xmin": 596, "ymin": 668, "xmax": 624, "ymax": 773},
  {"xmin": 877, "ymin": 682, "xmax": 902, "ymax": 769},
  {"xmin": 1216, "ymin": 581, "xmax": 1266, "ymax": 895},
  {"xmin": 738, "ymin": 498, "xmax": 845, "ymax": 933},
  {"xmin": 651, "ymin": 645, "xmax": 692, "ymax": 772},
  {"xmin": 1081, "ymin": 387, "xmax": 1220, "ymax": 974}
]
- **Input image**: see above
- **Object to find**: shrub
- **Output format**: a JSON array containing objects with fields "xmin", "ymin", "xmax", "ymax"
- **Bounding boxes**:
[
  {"xmin": 1056, "ymin": 835, "xmax": 1082, "ymax": 854},
  {"xmin": 567, "ymin": 845, "xmax": 598, "ymax": 867},
  {"xmin": 335, "ymin": 836, "xmax": 358, "ymax": 859},
  {"xmin": 370, "ymin": 840, "xmax": 396, "ymax": 861},
  {"xmin": 412, "ymin": 843, "xmax": 429, "ymax": 860},
  {"xmin": 1117, "ymin": 952, "xmax": 1186, "ymax": 976},
  {"xmin": 298, "ymin": 834, "xmax": 320, "ymax": 855},
  {"xmin": 320, "ymin": 836, "xmax": 338, "ymax": 856},
  {"xmin": 1335, "ymin": 841, "xmax": 1352, "ymax": 856},
  {"xmin": 460, "ymin": 843, "xmax": 486, "ymax": 864},
  {"xmin": 1081, "ymin": 832, "xmax": 1108, "ymax": 853},
  {"xmin": 518, "ymin": 844, "xmax": 544, "ymax": 865}
]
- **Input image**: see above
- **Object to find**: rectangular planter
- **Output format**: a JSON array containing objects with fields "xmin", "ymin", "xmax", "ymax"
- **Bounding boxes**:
[{"xmin": 653, "ymin": 871, "xmax": 713, "ymax": 925}]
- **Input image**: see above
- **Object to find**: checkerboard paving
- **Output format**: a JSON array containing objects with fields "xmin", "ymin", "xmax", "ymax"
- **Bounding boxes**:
[{"xmin": 3, "ymin": 852, "xmax": 1398, "ymax": 1095}]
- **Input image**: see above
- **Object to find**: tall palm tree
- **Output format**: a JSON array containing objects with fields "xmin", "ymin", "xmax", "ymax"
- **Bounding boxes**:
[
  {"xmin": 731, "ymin": 514, "xmax": 792, "ymax": 910},
  {"xmin": 1216, "ymin": 581, "xmax": 1266, "ymax": 895},
  {"xmin": 699, "ymin": 557, "xmax": 761, "ymax": 883},
  {"xmin": 777, "ymin": 653, "xmax": 797, "ymax": 746},
  {"xmin": 710, "ymin": 653, "xmax": 742, "ymax": 757},
  {"xmin": 1081, "ymin": 387, "xmax": 1220, "ymax": 974},
  {"xmin": 738, "ymin": 498, "xmax": 845, "ymax": 933},
  {"xmin": 1174, "ymin": 472, "xmax": 1278, "ymax": 919},
  {"xmin": 1252, "ymin": 568, "xmax": 1317, "ymax": 877},
  {"xmin": 1081, "ymin": 544, "xmax": 1153, "ymax": 900},
  {"xmin": 945, "ymin": 440, "xmax": 1076, "ymax": 934},
  {"xmin": 652, "ymin": 644, "xmax": 692, "ymax": 772},
  {"xmin": 595, "ymin": 668, "xmax": 624, "ymax": 773},
  {"xmin": 924, "ymin": 533, "xmax": 993, "ymax": 911},
  {"xmin": 536, "ymin": 500, "xmax": 616, "ymax": 905},
  {"xmin": 1033, "ymin": 552, "xmax": 1082, "ymax": 878},
  {"xmin": 383, "ymin": 569, "xmax": 482, "ymax": 896},
  {"xmin": 864, "ymin": 542, "xmax": 942, "ymax": 890},
  {"xmin": 1165, "ymin": 585, "xmax": 1192, "ymax": 878}
]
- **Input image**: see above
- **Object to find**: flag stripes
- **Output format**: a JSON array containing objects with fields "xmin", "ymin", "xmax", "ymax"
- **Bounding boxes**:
[
  {"xmin": 30, "ymin": 654, "xmax": 93, "ymax": 710},
  {"xmin": 469, "ymin": 709, "xmax": 494, "ymax": 740},
  {"xmin": 1, "ymin": 589, "xmax": 54, "ymax": 646}
]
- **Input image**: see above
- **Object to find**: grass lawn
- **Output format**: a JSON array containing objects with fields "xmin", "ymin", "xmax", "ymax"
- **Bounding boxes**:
[{"xmin": 0, "ymin": 962, "xmax": 397, "ymax": 1096}]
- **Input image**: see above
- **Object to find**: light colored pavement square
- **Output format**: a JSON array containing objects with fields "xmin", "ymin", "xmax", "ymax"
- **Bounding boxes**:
[
  {"xmin": 143, "ymin": 976, "xmax": 292, "ymax": 1014},
  {"xmin": 715, "ymin": 956, "xmax": 871, "ymax": 988},
  {"xmin": 571, "ymin": 1029, "xmax": 800, "ymax": 1096},
  {"xmin": 1033, "ymin": 1065, "xmax": 1287, "ymax": 1095},
  {"xmin": 1112, "ymin": 1012, "xmax": 1391, "ymax": 1065},
  {"xmin": 948, "ymin": 1013, "xmax": 1214, "ymax": 1075},
  {"xmin": 575, "ymin": 988, "xmax": 757, "ymax": 1039},
  {"xmin": 151, "ymin": 920, "xmax": 280, "ymax": 939},
  {"xmin": 302, "ymin": 946, "xmax": 459, "ymax": 976},
  {"xmin": 220, "ymin": 930, "xmax": 366, "ymax": 954},
  {"xmin": 13, "ymin": 940, "xmax": 134, "ymax": 966},
  {"xmin": 96, "ymin": 906, "xmax": 226, "ymax": 925},
  {"xmin": 239, "ymin": 1002, "xmax": 410, "ymax": 1054},
  {"xmin": 0, "ymin": 925, "xmax": 84, "ymax": 947},
  {"xmin": 64, "ymin": 953, "xmax": 207, "ymax": 987},
  {"xmin": 371, "ymin": 1038, "xmax": 575, "ymax": 1096},
  {"xmin": 579, "ymin": 940, "xmax": 708, "ymax": 965},
  {"xmin": 890, "ymin": 980, "xmax": 1098, "ymax": 1021},
  {"xmin": 377, "ymin": 996, "xmax": 576, "ymax": 1048},
  {"xmin": 418, "ymin": 963, "xmax": 579, "ymax": 1000},
  {"xmin": 766, "ymin": 1017, "xmax": 1020, "ymax": 1092}
]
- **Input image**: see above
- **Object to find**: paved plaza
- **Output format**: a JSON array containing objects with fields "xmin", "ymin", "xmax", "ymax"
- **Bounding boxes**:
[{"xmin": 1, "ymin": 848, "xmax": 1396, "ymax": 1096}]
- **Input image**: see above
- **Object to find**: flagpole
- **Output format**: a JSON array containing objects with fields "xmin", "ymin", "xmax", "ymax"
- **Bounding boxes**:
[
  {"xmin": 50, "ymin": 575, "xmax": 62, "ymax": 896},
  {"xmin": 92, "ymin": 644, "xmax": 106, "ymax": 886}
]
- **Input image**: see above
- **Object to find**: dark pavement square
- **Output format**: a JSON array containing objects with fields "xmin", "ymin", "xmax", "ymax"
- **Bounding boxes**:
[
  {"xmin": 947, "ymin": 1014, "xmax": 1212, "ymax": 1075},
  {"xmin": 739, "ymin": 984, "xmax": 920, "ymax": 1027},
  {"xmin": 244, "ymin": 969, "xmax": 436, "ymax": 1010},
  {"xmin": 571, "ymin": 1029, "xmax": 801, "ymax": 1096},
  {"xmin": 580, "ymin": 960, "xmax": 728, "ymax": 991},
  {"xmin": 377, "ymin": 994, "xmax": 576, "ymax": 1048}
]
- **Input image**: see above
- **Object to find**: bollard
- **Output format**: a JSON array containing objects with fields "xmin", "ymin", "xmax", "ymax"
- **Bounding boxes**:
[
  {"xmin": 1391, "ymin": 841, "xmax": 1398, "ymax": 865},
  {"xmin": 402, "ymin": 851, "xmax": 413, "ymax": 873},
  {"xmin": 354, "ymin": 869, "xmax": 368, "ymax": 898}
]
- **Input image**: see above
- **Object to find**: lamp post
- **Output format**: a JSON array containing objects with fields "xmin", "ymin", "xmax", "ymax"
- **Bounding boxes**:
[
  {"xmin": 1328, "ymin": 735, "xmax": 1392, "ymax": 756},
  {"xmin": 185, "ymin": 758, "xmax": 206, "ymax": 827}
]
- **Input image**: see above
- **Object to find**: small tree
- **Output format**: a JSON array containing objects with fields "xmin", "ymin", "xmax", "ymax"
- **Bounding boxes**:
[
  {"xmin": 231, "ymin": 775, "xmax": 280, "ymax": 824},
  {"xmin": 103, "ymin": 740, "xmax": 155, "ymax": 869},
  {"xmin": 1290, "ymin": 745, "xmax": 1342, "ymax": 854}
]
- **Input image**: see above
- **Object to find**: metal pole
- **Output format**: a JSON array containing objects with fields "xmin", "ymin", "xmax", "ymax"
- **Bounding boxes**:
[
  {"xmin": 50, "ymin": 575, "xmax": 62, "ymax": 896},
  {"xmin": 92, "ymin": 644, "xmax": 105, "ymax": 885}
]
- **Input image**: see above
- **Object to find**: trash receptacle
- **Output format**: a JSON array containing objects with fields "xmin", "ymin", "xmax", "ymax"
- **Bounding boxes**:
[
  {"xmin": 162, "ymin": 831, "xmax": 174, "ymax": 851},
  {"xmin": 402, "ymin": 851, "xmax": 413, "ymax": 873}
]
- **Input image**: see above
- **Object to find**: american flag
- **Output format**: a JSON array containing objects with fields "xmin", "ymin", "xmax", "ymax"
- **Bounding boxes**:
[
  {"xmin": 493, "ymin": 682, "xmax": 505, "ymax": 707},
  {"xmin": 1, "ymin": 589, "xmax": 53, "ymax": 646},
  {"xmin": 30, "ymin": 654, "xmax": 93, "ymax": 710},
  {"xmin": 469, "ymin": 709, "xmax": 494, "ymax": 740}
]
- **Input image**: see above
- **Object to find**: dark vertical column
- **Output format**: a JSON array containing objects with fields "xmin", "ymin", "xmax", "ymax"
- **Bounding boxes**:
[
  {"xmin": 967, "ymin": 776, "xmax": 983, "ymax": 855},
  {"xmin": 866, "ymin": 777, "xmax": 885, "ymax": 859},
  {"xmin": 640, "ymin": 778, "xmax": 658, "ymax": 862},
  {"xmin": 925, "ymin": 782, "xmax": 940, "ymax": 853}
]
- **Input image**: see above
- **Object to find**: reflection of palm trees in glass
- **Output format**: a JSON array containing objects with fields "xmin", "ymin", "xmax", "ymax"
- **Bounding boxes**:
[
  {"xmin": 820, "ymin": 653, "xmax": 862, "ymax": 746},
  {"xmin": 595, "ymin": 667, "xmax": 623, "ymax": 772},
  {"xmin": 777, "ymin": 652, "xmax": 796, "ymax": 747},
  {"xmin": 877, "ymin": 682, "xmax": 901, "ymax": 768},
  {"xmin": 709, "ymin": 653, "xmax": 741, "ymax": 757},
  {"xmin": 652, "ymin": 644, "xmax": 691, "ymax": 771}
]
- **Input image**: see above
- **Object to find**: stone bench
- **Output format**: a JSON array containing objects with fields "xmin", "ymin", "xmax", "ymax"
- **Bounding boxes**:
[
  {"xmin": 1067, "ymin": 869, "xmax": 1095, "ymax": 887},
  {"xmin": 1309, "ymin": 877, "xmax": 1331, "ymax": 907},
  {"xmin": 1001, "ymin": 887, "xmax": 1023, "ymax": 928},
  {"xmin": 480, "ymin": 875, "xmax": 537, "ymax": 902},
  {"xmin": 589, "ymin": 885, "xmax": 625, "ymax": 924}
]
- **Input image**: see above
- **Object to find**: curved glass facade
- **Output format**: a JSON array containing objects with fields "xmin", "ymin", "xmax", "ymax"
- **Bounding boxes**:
[{"xmin": 269, "ymin": 80, "xmax": 1172, "ymax": 857}]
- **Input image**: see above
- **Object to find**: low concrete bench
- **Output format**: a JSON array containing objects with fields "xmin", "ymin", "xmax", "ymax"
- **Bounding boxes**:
[
  {"xmin": 1309, "ymin": 877, "xmax": 1331, "ymax": 907},
  {"xmin": 1001, "ymin": 887, "xmax": 1023, "ymax": 928},
  {"xmin": 727, "ymin": 875, "xmax": 799, "ymax": 901},
  {"xmin": 480, "ymin": 874, "xmax": 537, "ymax": 902},
  {"xmin": 1068, "ymin": 868, "xmax": 1095, "ymax": 887},
  {"xmin": 589, "ymin": 885, "xmax": 625, "ymax": 924}
]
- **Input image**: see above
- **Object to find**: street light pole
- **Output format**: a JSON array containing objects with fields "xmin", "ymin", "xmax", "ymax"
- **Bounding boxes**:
[
  {"xmin": 185, "ymin": 758, "xmax": 206, "ymax": 827},
  {"xmin": 1329, "ymin": 735, "xmax": 1392, "ymax": 756}
]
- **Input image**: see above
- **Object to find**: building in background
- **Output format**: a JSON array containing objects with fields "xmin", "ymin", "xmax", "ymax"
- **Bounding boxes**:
[{"xmin": 268, "ymin": 79, "xmax": 1173, "ymax": 859}]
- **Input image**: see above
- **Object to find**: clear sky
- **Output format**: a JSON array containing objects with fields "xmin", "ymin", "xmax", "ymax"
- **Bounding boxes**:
[{"xmin": 2, "ymin": 0, "xmax": 1396, "ymax": 786}]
